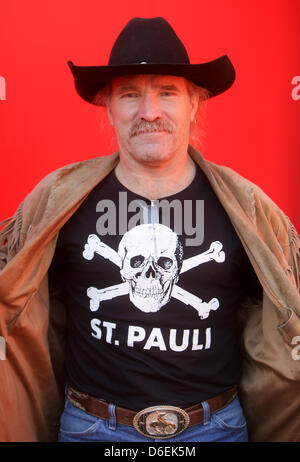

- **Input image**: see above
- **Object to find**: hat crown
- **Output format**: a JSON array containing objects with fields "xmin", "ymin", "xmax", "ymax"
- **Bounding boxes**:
[{"xmin": 108, "ymin": 17, "xmax": 190, "ymax": 66}]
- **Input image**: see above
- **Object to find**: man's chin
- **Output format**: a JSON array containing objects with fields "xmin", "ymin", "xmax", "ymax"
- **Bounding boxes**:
[
  {"xmin": 131, "ymin": 131, "xmax": 171, "ymax": 147},
  {"xmin": 130, "ymin": 144, "xmax": 172, "ymax": 164},
  {"xmin": 133, "ymin": 132, "xmax": 172, "ymax": 148}
]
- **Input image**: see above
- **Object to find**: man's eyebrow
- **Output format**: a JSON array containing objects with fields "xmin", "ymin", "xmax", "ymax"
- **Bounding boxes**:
[
  {"xmin": 154, "ymin": 84, "xmax": 180, "ymax": 91},
  {"xmin": 116, "ymin": 83, "xmax": 181, "ymax": 94},
  {"xmin": 116, "ymin": 84, "xmax": 139, "ymax": 94}
]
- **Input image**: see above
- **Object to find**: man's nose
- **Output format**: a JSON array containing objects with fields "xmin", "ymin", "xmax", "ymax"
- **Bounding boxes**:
[{"xmin": 137, "ymin": 93, "xmax": 163, "ymax": 121}]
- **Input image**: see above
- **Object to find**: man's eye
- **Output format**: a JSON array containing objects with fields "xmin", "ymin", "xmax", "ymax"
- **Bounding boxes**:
[
  {"xmin": 122, "ymin": 93, "xmax": 139, "ymax": 98},
  {"xmin": 161, "ymin": 91, "xmax": 175, "ymax": 97}
]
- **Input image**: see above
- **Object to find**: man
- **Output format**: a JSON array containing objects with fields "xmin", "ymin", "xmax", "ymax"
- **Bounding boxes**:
[{"xmin": 0, "ymin": 17, "xmax": 299, "ymax": 443}]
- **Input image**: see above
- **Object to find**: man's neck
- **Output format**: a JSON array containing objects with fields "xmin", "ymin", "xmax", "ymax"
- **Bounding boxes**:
[{"xmin": 114, "ymin": 150, "xmax": 196, "ymax": 200}]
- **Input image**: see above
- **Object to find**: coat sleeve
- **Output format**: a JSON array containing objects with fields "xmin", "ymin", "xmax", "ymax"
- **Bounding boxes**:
[
  {"xmin": 0, "ymin": 165, "xmax": 63, "ymax": 272},
  {"xmin": 271, "ymin": 204, "xmax": 300, "ymax": 292},
  {"xmin": 251, "ymin": 179, "xmax": 300, "ymax": 294}
]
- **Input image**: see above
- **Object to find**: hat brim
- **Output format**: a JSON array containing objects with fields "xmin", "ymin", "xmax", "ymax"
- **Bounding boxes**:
[{"xmin": 67, "ymin": 54, "xmax": 235, "ymax": 105}]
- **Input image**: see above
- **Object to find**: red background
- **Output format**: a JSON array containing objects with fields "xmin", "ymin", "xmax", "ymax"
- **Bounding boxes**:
[{"xmin": 1, "ymin": 0, "xmax": 299, "ymax": 229}]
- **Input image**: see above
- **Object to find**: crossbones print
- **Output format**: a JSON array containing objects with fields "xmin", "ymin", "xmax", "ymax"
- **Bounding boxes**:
[{"xmin": 82, "ymin": 223, "xmax": 225, "ymax": 319}]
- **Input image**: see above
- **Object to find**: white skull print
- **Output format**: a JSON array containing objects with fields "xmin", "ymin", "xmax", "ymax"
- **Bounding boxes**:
[
  {"xmin": 118, "ymin": 223, "xmax": 184, "ymax": 313},
  {"xmin": 82, "ymin": 223, "xmax": 225, "ymax": 319}
]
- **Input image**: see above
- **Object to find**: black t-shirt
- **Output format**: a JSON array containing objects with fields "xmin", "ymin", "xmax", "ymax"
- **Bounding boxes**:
[{"xmin": 50, "ymin": 163, "xmax": 262, "ymax": 410}]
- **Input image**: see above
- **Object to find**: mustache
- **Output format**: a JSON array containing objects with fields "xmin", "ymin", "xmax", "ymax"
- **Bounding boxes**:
[{"xmin": 129, "ymin": 119, "xmax": 174, "ymax": 138}]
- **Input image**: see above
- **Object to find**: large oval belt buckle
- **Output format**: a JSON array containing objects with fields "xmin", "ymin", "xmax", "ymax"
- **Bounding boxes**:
[{"xmin": 133, "ymin": 405, "xmax": 190, "ymax": 439}]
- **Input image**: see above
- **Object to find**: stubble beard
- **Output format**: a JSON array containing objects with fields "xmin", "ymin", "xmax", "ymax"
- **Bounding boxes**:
[{"xmin": 129, "ymin": 133, "xmax": 179, "ymax": 166}]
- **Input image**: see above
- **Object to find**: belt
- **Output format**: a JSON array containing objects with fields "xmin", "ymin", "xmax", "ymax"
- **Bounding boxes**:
[{"xmin": 67, "ymin": 385, "xmax": 238, "ymax": 439}]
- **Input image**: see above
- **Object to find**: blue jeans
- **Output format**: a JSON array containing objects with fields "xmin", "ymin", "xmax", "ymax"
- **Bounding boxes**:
[{"xmin": 58, "ymin": 394, "xmax": 248, "ymax": 442}]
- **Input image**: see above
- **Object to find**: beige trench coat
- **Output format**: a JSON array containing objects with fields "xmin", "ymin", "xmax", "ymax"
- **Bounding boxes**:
[{"xmin": 0, "ymin": 146, "xmax": 299, "ymax": 442}]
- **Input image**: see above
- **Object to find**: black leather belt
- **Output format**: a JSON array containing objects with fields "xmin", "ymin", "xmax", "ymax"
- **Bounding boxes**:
[{"xmin": 67, "ymin": 386, "xmax": 238, "ymax": 439}]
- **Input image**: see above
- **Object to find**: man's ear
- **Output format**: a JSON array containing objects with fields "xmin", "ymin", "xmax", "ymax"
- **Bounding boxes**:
[
  {"xmin": 190, "ymin": 94, "xmax": 199, "ymax": 124},
  {"xmin": 106, "ymin": 104, "xmax": 114, "ymax": 126}
]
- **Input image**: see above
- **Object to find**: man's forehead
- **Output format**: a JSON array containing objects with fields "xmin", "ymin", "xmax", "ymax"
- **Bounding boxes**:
[{"xmin": 110, "ymin": 74, "xmax": 189, "ymax": 90}]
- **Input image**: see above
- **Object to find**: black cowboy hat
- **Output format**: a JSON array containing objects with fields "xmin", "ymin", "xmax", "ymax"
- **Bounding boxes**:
[{"xmin": 67, "ymin": 17, "xmax": 235, "ymax": 105}]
